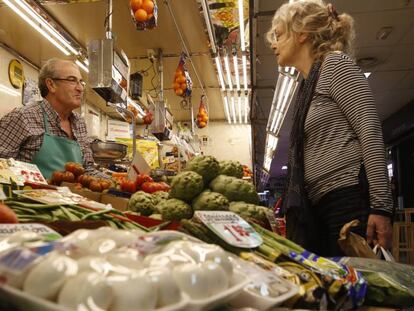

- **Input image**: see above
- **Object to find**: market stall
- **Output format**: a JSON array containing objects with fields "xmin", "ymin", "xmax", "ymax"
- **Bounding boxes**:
[
  {"xmin": 1, "ymin": 155, "xmax": 414, "ymax": 310},
  {"xmin": 0, "ymin": 0, "xmax": 413, "ymax": 310}
]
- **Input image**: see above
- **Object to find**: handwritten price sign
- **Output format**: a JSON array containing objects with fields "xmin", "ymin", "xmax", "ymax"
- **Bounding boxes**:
[{"xmin": 194, "ymin": 211, "xmax": 263, "ymax": 248}]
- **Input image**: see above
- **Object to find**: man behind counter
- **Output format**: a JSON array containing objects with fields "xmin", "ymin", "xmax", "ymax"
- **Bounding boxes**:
[{"xmin": 0, "ymin": 58, "xmax": 101, "ymax": 179}]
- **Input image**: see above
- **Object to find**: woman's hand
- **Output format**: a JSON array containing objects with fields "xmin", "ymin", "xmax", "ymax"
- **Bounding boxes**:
[{"xmin": 366, "ymin": 214, "xmax": 393, "ymax": 249}]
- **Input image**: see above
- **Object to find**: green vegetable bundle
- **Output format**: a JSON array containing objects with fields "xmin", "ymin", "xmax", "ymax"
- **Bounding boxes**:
[{"xmin": 6, "ymin": 199, "xmax": 147, "ymax": 231}]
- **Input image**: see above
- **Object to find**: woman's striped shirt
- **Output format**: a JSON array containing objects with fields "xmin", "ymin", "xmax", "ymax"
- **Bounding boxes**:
[{"xmin": 304, "ymin": 52, "xmax": 393, "ymax": 216}]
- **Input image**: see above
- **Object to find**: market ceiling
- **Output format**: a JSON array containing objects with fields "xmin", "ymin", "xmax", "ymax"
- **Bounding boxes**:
[
  {"xmin": 251, "ymin": 0, "xmax": 414, "ymax": 182},
  {"xmin": 0, "ymin": 0, "xmax": 226, "ymax": 121}
]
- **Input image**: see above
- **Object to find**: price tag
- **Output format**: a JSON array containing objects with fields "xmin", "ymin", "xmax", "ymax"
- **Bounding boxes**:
[
  {"xmin": 0, "ymin": 224, "xmax": 61, "ymax": 240},
  {"xmin": 194, "ymin": 211, "xmax": 263, "ymax": 248}
]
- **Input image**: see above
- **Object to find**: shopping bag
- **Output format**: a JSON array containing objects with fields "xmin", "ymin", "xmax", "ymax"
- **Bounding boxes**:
[
  {"xmin": 196, "ymin": 95, "xmax": 209, "ymax": 129},
  {"xmin": 172, "ymin": 53, "xmax": 192, "ymax": 98},
  {"xmin": 338, "ymin": 219, "xmax": 378, "ymax": 259},
  {"xmin": 130, "ymin": 0, "xmax": 158, "ymax": 30},
  {"xmin": 373, "ymin": 244, "xmax": 396, "ymax": 262}
]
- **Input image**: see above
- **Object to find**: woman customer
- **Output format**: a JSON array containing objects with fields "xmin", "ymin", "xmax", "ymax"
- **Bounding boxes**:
[{"xmin": 267, "ymin": 0, "xmax": 393, "ymax": 256}]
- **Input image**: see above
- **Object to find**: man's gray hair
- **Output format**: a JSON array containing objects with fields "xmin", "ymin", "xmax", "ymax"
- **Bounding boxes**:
[{"xmin": 38, "ymin": 58, "xmax": 77, "ymax": 97}]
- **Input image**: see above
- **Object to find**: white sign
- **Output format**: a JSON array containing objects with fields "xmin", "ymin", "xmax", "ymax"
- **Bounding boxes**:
[
  {"xmin": 194, "ymin": 211, "xmax": 263, "ymax": 248},
  {"xmin": 107, "ymin": 119, "xmax": 131, "ymax": 140},
  {"xmin": 0, "ymin": 223, "xmax": 60, "ymax": 240}
]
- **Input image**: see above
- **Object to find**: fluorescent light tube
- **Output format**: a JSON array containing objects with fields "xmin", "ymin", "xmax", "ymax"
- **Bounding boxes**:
[
  {"xmin": 273, "ymin": 78, "xmax": 294, "ymax": 132},
  {"xmin": 238, "ymin": 0, "xmax": 245, "ymax": 51},
  {"xmin": 233, "ymin": 55, "xmax": 240, "ymax": 91},
  {"xmin": 238, "ymin": 95, "xmax": 242, "ymax": 124},
  {"xmin": 223, "ymin": 95, "xmax": 231, "ymax": 124},
  {"xmin": 224, "ymin": 55, "xmax": 233, "ymax": 90},
  {"xmin": 215, "ymin": 57, "xmax": 226, "ymax": 90},
  {"xmin": 270, "ymin": 76, "xmax": 288, "ymax": 132},
  {"xmin": 242, "ymin": 55, "xmax": 248, "ymax": 90},
  {"xmin": 15, "ymin": 0, "xmax": 79, "ymax": 55},
  {"xmin": 201, "ymin": 0, "xmax": 216, "ymax": 54},
  {"xmin": 231, "ymin": 96, "xmax": 237, "ymax": 123},
  {"xmin": 4, "ymin": 0, "xmax": 70, "ymax": 56},
  {"xmin": 0, "ymin": 83, "xmax": 21, "ymax": 97},
  {"xmin": 244, "ymin": 95, "xmax": 248, "ymax": 124},
  {"xmin": 75, "ymin": 60, "xmax": 89, "ymax": 73}
]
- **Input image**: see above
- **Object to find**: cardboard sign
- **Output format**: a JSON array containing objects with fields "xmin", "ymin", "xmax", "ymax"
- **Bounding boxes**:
[{"xmin": 194, "ymin": 211, "xmax": 263, "ymax": 248}]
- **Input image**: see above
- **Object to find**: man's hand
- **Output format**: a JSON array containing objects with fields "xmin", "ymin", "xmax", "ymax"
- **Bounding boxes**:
[{"xmin": 366, "ymin": 214, "xmax": 393, "ymax": 249}]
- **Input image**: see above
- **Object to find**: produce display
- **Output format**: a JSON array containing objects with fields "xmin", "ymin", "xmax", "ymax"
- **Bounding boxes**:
[
  {"xmin": 0, "ymin": 229, "xmax": 249, "ymax": 311},
  {"xmin": 1, "ymin": 155, "xmax": 413, "ymax": 310},
  {"xmin": 129, "ymin": 0, "xmax": 157, "ymax": 30},
  {"xmin": 5, "ymin": 200, "xmax": 146, "ymax": 230}
]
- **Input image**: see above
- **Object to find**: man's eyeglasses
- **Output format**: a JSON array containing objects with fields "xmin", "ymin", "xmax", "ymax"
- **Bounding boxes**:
[{"xmin": 51, "ymin": 77, "xmax": 86, "ymax": 88}]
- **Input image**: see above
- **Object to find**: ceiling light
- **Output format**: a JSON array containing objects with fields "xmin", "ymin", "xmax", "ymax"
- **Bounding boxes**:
[
  {"xmin": 238, "ymin": 0, "xmax": 245, "ymax": 51},
  {"xmin": 75, "ymin": 60, "xmax": 89, "ymax": 73},
  {"xmin": 231, "ymin": 96, "xmax": 237, "ymax": 123},
  {"xmin": 364, "ymin": 72, "xmax": 371, "ymax": 78},
  {"xmin": 242, "ymin": 54, "xmax": 248, "ymax": 90},
  {"xmin": 223, "ymin": 95, "xmax": 231, "ymax": 124},
  {"xmin": 0, "ymin": 83, "xmax": 21, "ymax": 97},
  {"xmin": 238, "ymin": 95, "xmax": 242, "ymax": 124},
  {"xmin": 14, "ymin": 0, "xmax": 79, "ymax": 55},
  {"xmin": 4, "ymin": 0, "xmax": 70, "ymax": 55},
  {"xmin": 233, "ymin": 55, "xmax": 240, "ymax": 91},
  {"xmin": 244, "ymin": 95, "xmax": 248, "ymax": 124},
  {"xmin": 200, "ymin": 0, "xmax": 217, "ymax": 54},
  {"xmin": 224, "ymin": 55, "xmax": 233, "ymax": 90},
  {"xmin": 282, "ymin": 165, "xmax": 288, "ymax": 170},
  {"xmin": 215, "ymin": 57, "xmax": 226, "ymax": 90}
]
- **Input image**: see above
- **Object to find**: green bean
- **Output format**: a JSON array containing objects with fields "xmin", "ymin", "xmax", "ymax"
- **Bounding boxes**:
[
  {"xmin": 60, "ymin": 206, "xmax": 80, "ymax": 221},
  {"xmin": 6, "ymin": 201, "xmax": 62, "ymax": 209},
  {"xmin": 81, "ymin": 209, "xmax": 112, "ymax": 220}
]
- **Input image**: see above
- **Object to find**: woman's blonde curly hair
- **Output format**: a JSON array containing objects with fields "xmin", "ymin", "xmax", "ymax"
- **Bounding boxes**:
[{"xmin": 266, "ymin": 0, "xmax": 355, "ymax": 60}]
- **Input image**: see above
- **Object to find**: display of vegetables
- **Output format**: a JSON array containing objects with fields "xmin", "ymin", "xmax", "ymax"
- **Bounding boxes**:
[
  {"xmin": 6, "ymin": 199, "xmax": 146, "ymax": 231},
  {"xmin": 0, "ymin": 229, "xmax": 242, "ymax": 310},
  {"xmin": 210, "ymin": 175, "xmax": 260, "ymax": 204},
  {"xmin": 218, "ymin": 160, "xmax": 244, "ymax": 179},
  {"xmin": 185, "ymin": 155, "xmax": 219, "ymax": 183}
]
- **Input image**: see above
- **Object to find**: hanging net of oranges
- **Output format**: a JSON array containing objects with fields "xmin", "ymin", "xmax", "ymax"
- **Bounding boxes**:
[
  {"xmin": 172, "ymin": 53, "xmax": 193, "ymax": 98},
  {"xmin": 196, "ymin": 95, "xmax": 209, "ymax": 129},
  {"xmin": 130, "ymin": 0, "xmax": 158, "ymax": 30}
]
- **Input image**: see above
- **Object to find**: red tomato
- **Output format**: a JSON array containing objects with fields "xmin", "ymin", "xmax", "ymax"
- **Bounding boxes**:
[
  {"xmin": 0, "ymin": 204, "xmax": 19, "ymax": 223},
  {"xmin": 141, "ymin": 181, "xmax": 164, "ymax": 193},
  {"xmin": 135, "ymin": 174, "xmax": 153, "ymax": 188},
  {"xmin": 121, "ymin": 180, "xmax": 136, "ymax": 193}
]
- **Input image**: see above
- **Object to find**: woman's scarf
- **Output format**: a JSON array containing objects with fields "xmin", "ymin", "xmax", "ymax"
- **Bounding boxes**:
[{"xmin": 283, "ymin": 60, "xmax": 322, "ymax": 245}]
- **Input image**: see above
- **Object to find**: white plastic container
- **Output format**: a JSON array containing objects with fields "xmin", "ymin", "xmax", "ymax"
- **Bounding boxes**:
[{"xmin": 185, "ymin": 270, "xmax": 250, "ymax": 311}]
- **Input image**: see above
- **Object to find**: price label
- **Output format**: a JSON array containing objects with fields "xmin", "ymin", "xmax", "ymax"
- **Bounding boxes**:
[{"xmin": 194, "ymin": 211, "xmax": 263, "ymax": 248}]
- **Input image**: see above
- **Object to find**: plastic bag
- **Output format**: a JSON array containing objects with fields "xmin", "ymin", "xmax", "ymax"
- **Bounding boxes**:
[
  {"xmin": 130, "ymin": 0, "xmax": 158, "ymax": 30},
  {"xmin": 373, "ymin": 245, "xmax": 396, "ymax": 262},
  {"xmin": 338, "ymin": 220, "xmax": 377, "ymax": 259},
  {"xmin": 336, "ymin": 256, "xmax": 414, "ymax": 307},
  {"xmin": 196, "ymin": 96, "xmax": 209, "ymax": 129},
  {"xmin": 172, "ymin": 53, "xmax": 192, "ymax": 98}
]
